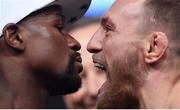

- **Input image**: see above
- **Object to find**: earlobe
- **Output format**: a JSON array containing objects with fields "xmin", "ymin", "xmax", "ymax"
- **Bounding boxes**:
[
  {"xmin": 144, "ymin": 32, "xmax": 168, "ymax": 64},
  {"xmin": 3, "ymin": 23, "xmax": 25, "ymax": 51}
]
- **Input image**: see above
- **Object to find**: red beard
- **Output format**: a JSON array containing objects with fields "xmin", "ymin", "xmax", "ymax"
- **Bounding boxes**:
[{"xmin": 96, "ymin": 45, "xmax": 146, "ymax": 109}]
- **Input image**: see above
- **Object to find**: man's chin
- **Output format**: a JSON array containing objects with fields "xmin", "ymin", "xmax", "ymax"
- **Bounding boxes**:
[
  {"xmin": 45, "ymin": 74, "xmax": 81, "ymax": 96},
  {"xmin": 97, "ymin": 84, "xmax": 140, "ymax": 109}
]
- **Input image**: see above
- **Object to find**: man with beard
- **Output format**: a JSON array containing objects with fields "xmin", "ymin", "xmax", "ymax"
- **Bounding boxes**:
[
  {"xmin": 0, "ymin": 0, "xmax": 91, "ymax": 108},
  {"xmin": 87, "ymin": 0, "xmax": 180, "ymax": 109}
]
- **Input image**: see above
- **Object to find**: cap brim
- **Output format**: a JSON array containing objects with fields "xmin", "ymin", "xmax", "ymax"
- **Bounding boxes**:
[{"xmin": 45, "ymin": 0, "xmax": 91, "ymax": 25}]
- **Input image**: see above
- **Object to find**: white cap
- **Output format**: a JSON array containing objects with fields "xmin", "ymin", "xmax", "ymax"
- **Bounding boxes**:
[{"xmin": 0, "ymin": 0, "xmax": 92, "ymax": 35}]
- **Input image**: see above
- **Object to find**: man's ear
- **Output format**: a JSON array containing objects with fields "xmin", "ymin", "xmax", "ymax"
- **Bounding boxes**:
[
  {"xmin": 3, "ymin": 23, "xmax": 25, "ymax": 51},
  {"xmin": 143, "ymin": 32, "xmax": 168, "ymax": 64}
]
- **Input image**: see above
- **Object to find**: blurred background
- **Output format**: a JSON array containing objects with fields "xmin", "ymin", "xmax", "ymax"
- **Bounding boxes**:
[{"xmin": 84, "ymin": 0, "xmax": 115, "ymax": 18}]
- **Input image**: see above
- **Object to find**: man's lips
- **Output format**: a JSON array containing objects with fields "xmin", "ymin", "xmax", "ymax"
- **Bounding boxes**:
[
  {"xmin": 75, "ymin": 56, "xmax": 82, "ymax": 63},
  {"xmin": 75, "ymin": 55, "xmax": 83, "ymax": 73},
  {"xmin": 93, "ymin": 60, "xmax": 106, "ymax": 71},
  {"xmin": 92, "ymin": 54, "xmax": 107, "ymax": 71}
]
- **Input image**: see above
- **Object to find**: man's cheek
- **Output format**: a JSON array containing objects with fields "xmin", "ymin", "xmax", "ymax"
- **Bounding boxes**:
[{"xmin": 104, "ymin": 42, "xmax": 126, "ymax": 70}]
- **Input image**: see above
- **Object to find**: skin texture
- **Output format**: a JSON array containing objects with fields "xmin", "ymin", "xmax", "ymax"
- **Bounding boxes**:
[
  {"xmin": 87, "ymin": 0, "xmax": 180, "ymax": 109},
  {"xmin": 0, "ymin": 7, "xmax": 82, "ymax": 108},
  {"xmin": 64, "ymin": 22, "xmax": 106, "ymax": 109}
]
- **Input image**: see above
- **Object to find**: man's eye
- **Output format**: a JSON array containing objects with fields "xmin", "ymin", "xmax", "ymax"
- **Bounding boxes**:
[
  {"xmin": 56, "ymin": 25, "xmax": 64, "ymax": 31},
  {"xmin": 104, "ymin": 25, "xmax": 113, "ymax": 32}
]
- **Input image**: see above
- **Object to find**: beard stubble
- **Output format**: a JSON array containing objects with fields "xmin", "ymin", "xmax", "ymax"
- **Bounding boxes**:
[{"xmin": 97, "ymin": 44, "xmax": 147, "ymax": 109}]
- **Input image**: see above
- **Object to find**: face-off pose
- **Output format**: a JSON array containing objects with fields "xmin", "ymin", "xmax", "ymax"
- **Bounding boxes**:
[{"xmin": 64, "ymin": 22, "xmax": 106, "ymax": 109}]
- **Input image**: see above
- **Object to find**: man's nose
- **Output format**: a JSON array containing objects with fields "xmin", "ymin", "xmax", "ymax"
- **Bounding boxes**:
[
  {"xmin": 66, "ymin": 34, "xmax": 81, "ymax": 51},
  {"xmin": 87, "ymin": 29, "xmax": 103, "ymax": 53}
]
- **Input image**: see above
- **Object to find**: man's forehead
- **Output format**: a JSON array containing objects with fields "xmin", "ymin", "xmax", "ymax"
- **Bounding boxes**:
[{"xmin": 104, "ymin": 0, "xmax": 145, "ymax": 22}]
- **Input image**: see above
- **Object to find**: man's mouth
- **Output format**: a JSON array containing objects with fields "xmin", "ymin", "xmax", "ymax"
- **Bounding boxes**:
[
  {"xmin": 92, "ymin": 54, "xmax": 107, "ymax": 71},
  {"xmin": 93, "ymin": 58, "xmax": 107, "ymax": 71},
  {"xmin": 75, "ymin": 56, "xmax": 82, "ymax": 63},
  {"xmin": 74, "ymin": 53, "xmax": 83, "ymax": 73},
  {"xmin": 94, "ymin": 62, "xmax": 106, "ymax": 71},
  {"xmin": 75, "ymin": 62, "xmax": 83, "ymax": 73}
]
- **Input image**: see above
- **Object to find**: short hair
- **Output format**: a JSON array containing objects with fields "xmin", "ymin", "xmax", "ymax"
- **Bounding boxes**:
[
  {"xmin": 144, "ymin": 0, "xmax": 180, "ymax": 38},
  {"xmin": 143, "ymin": 0, "xmax": 180, "ymax": 54}
]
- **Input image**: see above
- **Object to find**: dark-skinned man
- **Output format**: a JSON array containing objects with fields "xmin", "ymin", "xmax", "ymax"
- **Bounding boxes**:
[{"xmin": 0, "ymin": 0, "xmax": 91, "ymax": 108}]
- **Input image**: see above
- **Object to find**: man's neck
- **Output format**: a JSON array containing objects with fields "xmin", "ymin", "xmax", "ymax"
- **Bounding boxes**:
[
  {"xmin": 0, "ymin": 58, "xmax": 49, "ymax": 108},
  {"xmin": 140, "ymin": 68, "xmax": 180, "ymax": 108}
]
